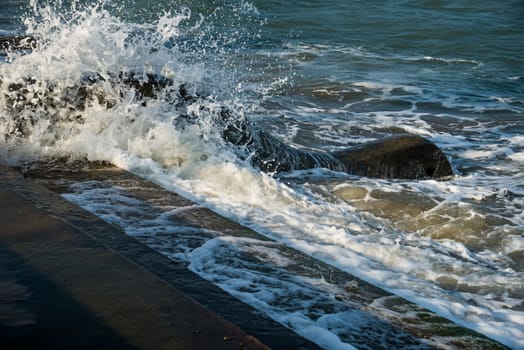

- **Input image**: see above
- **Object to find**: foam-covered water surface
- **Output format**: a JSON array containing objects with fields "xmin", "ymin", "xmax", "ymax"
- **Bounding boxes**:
[{"xmin": 1, "ymin": 1, "xmax": 523, "ymax": 348}]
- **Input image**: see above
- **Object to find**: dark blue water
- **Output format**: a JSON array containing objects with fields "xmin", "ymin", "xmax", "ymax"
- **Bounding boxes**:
[{"xmin": 252, "ymin": 0, "xmax": 524, "ymax": 123}]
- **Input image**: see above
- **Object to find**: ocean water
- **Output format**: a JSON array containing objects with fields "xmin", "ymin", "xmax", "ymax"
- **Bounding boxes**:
[{"xmin": 0, "ymin": 0, "xmax": 523, "ymax": 348}]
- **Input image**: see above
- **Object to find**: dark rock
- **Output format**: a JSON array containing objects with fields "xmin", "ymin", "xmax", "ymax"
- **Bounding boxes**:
[
  {"xmin": 0, "ymin": 71, "xmax": 452, "ymax": 179},
  {"xmin": 223, "ymin": 120, "xmax": 345, "ymax": 174},
  {"xmin": 330, "ymin": 135, "xmax": 453, "ymax": 179},
  {"xmin": 0, "ymin": 35, "xmax": 37, "ymax": 51},
  {"xmin": 222, "ymin": 117, "xmax": 451, "ymax": 179}
]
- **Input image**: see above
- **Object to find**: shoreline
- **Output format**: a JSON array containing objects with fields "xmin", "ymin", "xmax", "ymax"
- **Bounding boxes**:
[{"xmin": 0, "ymin": 162, "xmax": 510, "ymax": 349}]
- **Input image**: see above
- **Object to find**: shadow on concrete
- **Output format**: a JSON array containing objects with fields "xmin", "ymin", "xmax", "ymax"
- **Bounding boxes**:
[{"xmin": 0, "ymin": 244, "xmax": 136, "ymax": 350}]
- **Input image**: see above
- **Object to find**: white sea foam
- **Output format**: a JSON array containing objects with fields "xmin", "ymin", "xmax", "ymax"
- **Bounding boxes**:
[
  {"xmin": 352, "ymin": 81, "xmax": 423, "ymax": 95},
  {"xmin": 509, "ymin": 152, "xmax": 524, "ymax": 162}
]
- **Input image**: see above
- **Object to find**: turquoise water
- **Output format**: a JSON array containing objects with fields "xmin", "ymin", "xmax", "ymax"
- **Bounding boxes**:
[{"xmin": 1, "ymin": 1, "xmax": 523, "ymax": 348}]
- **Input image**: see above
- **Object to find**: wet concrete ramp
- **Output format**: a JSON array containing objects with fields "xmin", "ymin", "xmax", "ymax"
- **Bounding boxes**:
[{"xmin": 1, "ymin": 162, "xmax": 508, "ymax": 349}]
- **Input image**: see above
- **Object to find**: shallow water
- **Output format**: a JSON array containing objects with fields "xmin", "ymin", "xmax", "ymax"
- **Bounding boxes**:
[{"xmin": 0, "ymin": 0, "xmax": 523, "ymax": 348}]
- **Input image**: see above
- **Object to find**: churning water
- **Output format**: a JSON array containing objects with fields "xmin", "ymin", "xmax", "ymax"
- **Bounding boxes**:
[{"xmin": 1, "ymin": 0, "xmax": 523, "ymax": 348}]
